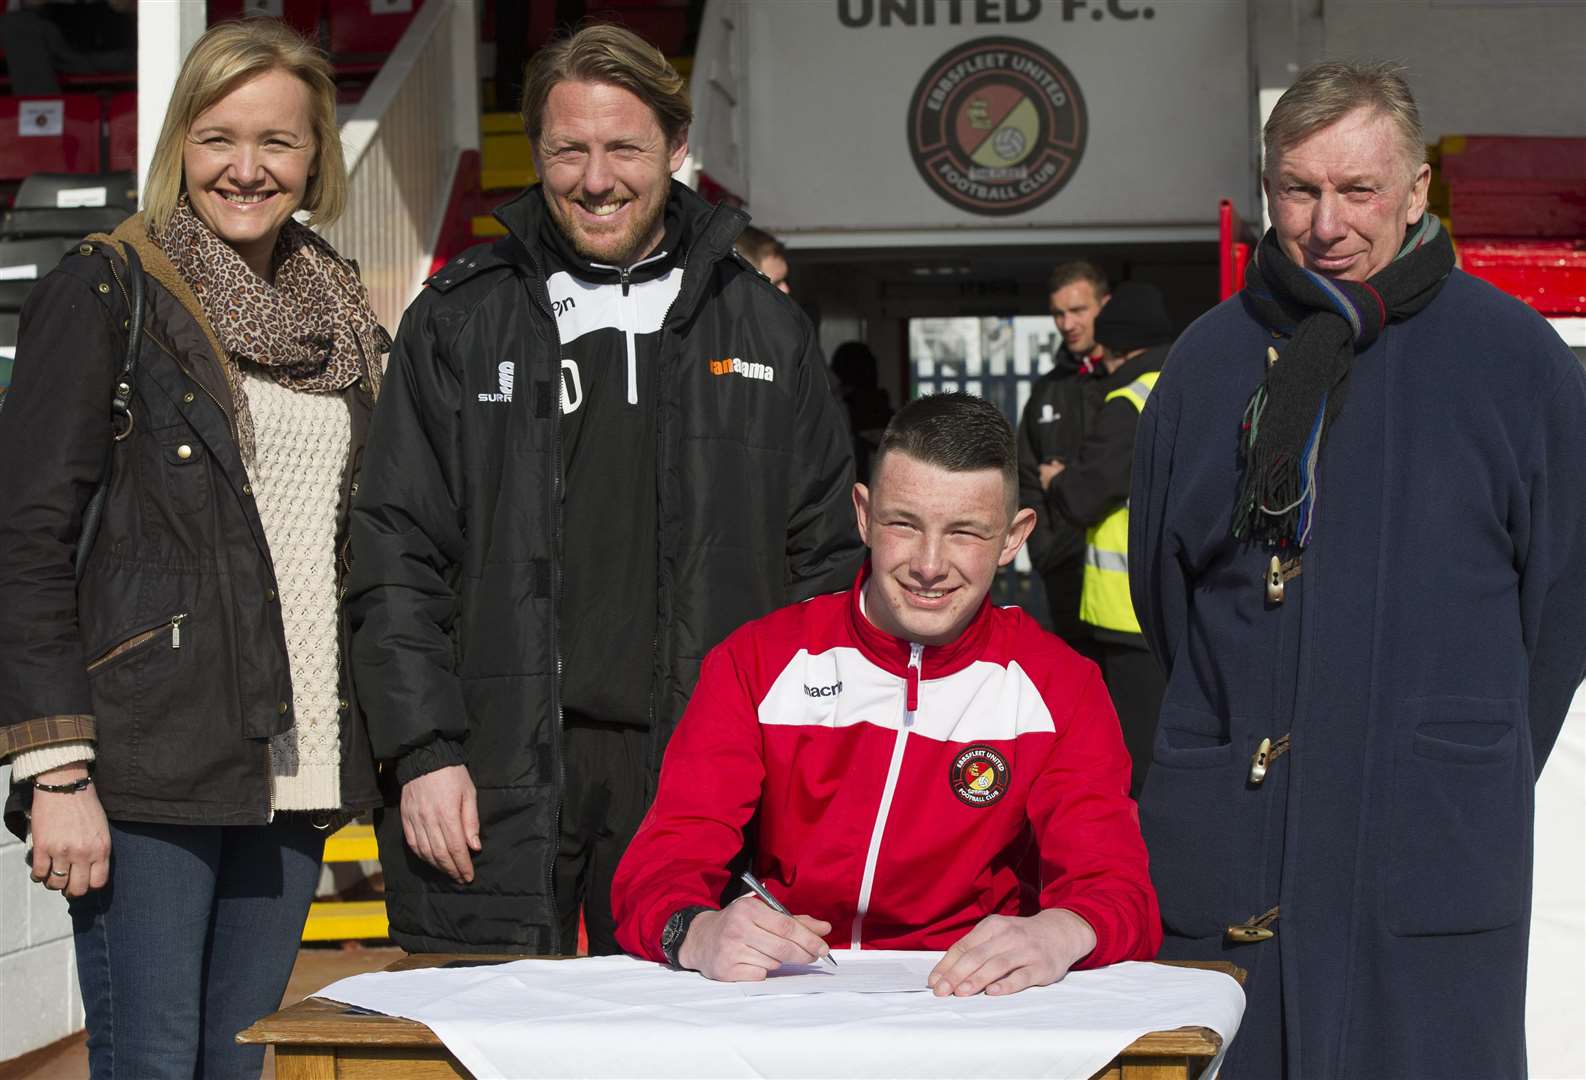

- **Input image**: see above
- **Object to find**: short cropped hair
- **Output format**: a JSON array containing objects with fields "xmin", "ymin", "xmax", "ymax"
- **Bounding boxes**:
[
  {"xmin": 521, "ymin": 23, "xmax": 691, "ymax": 148},
  {"xmin": 1264, "ymin": 60, "xmax": 1425, "ymax": 180},
  {"xmin": 143, "ymin": 19, "xmax": 345, "ymax": 233},
  {"xmin": 1047, "ymin": 260, "xmax": 1109, "ymax": 299},
  {"xmin": 735, "ymin": 225, "xmax": 786, "ymax": 269},
  {"xmin": 874, "ymin": 392, "xmax": 1017, "ymax": 510}
]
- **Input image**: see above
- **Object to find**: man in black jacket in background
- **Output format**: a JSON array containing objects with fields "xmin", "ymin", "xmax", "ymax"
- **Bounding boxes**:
[
  {"xmin": 1038, "ymin": 283, "xmax": 1172, "ymax": 796},
  {"xmin": 1016, "ymin": 262, "xmax": 1108, "ymax": 653},
  {"xmin": 346, "ymin": 25, "xmax": 861, "ymax": 955}
]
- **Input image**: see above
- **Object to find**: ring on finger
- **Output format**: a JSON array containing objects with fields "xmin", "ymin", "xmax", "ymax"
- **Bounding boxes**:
[{"xmin": 49, "ymin": 868, "xmax": 69, "ymax": 878}]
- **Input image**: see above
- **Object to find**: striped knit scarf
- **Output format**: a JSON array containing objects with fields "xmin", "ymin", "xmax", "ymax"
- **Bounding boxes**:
[{"xmin": 1233, "ymin": 215, "xmax": 1454, "ymax": 548}]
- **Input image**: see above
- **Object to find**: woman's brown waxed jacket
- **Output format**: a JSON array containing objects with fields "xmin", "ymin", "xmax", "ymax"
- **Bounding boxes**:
[{"xmin": 0, "ymin": 216, "xmax": 379, "ymax": 838}]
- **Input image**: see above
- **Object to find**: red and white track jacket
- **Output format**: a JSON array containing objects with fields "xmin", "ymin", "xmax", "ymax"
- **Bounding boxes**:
[{"xmin": 613, "ymin": 566, "xmax": 1162, "ymax": 967}]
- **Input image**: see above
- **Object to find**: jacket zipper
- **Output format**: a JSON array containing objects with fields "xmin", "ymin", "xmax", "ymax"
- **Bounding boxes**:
[
  {"xmin": 590, "ymin": 249, "xmax": 671, "ymax": 406},
  {"xmin": 521, "ymin": 247, "xmax": 568, "ymax": 941},
  {"xmin": 526, "ymin": 220, "xmax": 700, "ymax": 939},
  {"xmin": 85, "ymin": 612, "xmax": 189, "ymax": 673},
  {"xmin": 644, "ymin": 243, "xmax": 691, "ymax": 761},
  {"xmin": 265, "ymin": 741, "xmax": 276, "ymax": 823},
  {"xmin": 590, "ymin": 247, "xmax": 671, "ymax": 297},
  {"xmin": 851, "ymin": 641, "xmax": 924, "ymax": 950}
]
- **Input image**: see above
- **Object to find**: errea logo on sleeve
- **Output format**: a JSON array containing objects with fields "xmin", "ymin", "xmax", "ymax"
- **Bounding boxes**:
[
  {"xmin": 478, "ymin": 361, "xmax": 513, "ymax": 403},
  {"xmin": 708, "ymin": 356, "xmax": 775, "ymax": 383}
]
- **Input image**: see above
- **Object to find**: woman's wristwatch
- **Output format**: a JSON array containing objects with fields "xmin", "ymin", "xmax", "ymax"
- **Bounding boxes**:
[{"xmin": 660, "ymin": 905, "xmax": 712, "ymax": 970}]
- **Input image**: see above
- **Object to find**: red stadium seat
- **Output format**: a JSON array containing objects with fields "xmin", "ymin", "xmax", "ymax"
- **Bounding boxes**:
[
  {"xmin": 107, "ymin": 92, "xmax": 137, "ymax": 175},
  {"xmin": 327, "ymin": 0, "xmax": 425, "ymax": 57},
  {"xmin": 207, "ymin": 0, "xmax": 323, "ymax": 39},
  {"xmin": 585, "ymin": 1, "xmax": 691, "ymax": 56},
  {"xmin": 0, "ymin": 95, "xmax": 101, "ymax": 180}
]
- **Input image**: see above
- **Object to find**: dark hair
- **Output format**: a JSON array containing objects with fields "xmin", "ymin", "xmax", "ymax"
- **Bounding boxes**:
[
  {"xmin": 874, "ymin": 393, "xmax": 1017, "ymax": 508},
  {"xmin": 735, "ymin": 225, "xmax": 786, "ymax": 268},
  {"xmin": 830, "ymin": 341, "xmax": 879, "ymax": 390},
  {"xmin": 1047, "ymin": 260, "xmax": 1109, "ymax": 298},
  {"xmin": 520, "ymin": 22, "xmax": 690, "ymax": 147}
]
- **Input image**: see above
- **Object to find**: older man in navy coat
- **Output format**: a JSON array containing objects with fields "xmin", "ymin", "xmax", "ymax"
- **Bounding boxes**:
[{"xmin": 1130, "ymin": 61, "xmax": 1586, "ymax": 1079}]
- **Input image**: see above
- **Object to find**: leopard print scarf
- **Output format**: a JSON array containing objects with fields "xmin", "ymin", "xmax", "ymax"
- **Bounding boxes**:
[{"xmin": 151, "ymin": 195, "xmax": 390, "ymax": 464}]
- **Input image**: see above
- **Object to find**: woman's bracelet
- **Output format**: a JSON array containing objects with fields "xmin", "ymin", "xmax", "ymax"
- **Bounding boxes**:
[{"xmin": 32, "ymin": 772, "xmax": 94, "ymax": 794}]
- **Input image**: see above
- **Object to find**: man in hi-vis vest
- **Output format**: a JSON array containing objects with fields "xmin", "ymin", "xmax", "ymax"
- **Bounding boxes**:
[{"xmin": 1038, "ymin": 282, "xmax": 1173, "ymax": 796}]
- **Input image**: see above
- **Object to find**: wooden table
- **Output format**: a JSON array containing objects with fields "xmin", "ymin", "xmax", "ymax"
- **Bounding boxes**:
[{"xmin": 240, "ymin": 955, "xmax": 1245, "ymax": 1080}]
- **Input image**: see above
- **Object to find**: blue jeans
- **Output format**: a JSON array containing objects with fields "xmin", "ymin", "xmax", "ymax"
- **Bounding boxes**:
[{"xmin": 68, "ymin": 817, "xmax": 327, "ymax": 1080}]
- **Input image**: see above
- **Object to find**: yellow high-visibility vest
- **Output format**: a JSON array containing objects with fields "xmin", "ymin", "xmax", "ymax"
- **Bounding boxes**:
[{"xmin": 1079, "ymin": 370, "xmax": 1161, "ymax": 634}]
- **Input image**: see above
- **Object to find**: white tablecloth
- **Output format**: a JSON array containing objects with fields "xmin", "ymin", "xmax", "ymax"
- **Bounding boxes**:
[{"xmin": 316, "ymin": 952, "xmax": 1246, "ymax": 1079}]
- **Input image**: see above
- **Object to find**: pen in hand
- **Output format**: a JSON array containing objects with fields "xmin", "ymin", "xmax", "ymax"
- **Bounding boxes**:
[{"xmin": 739, "ymin": 870, "xmax": 839, "ymax": 969}]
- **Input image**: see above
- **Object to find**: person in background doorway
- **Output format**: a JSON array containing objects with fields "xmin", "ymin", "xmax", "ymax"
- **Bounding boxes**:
[
  {"xmin": 1016, "ymin": 260, "xmax": 1109, "ymax": 653},
  {"xmin": 1040, "ymin": 282, "xmax": 1172, "ymax": 798},
  {"xmin": 830, "ymin": 340, "xmax": 894, "ymax": 483},
  {"xmin": 734, "ymin": 224, "xmax": 791, "ymax": 294},
  {"xmin": 0, "ymin": 21, "xmax": 385, "ymax": 1077},
  {"xmin": 1131, "ymin": 61, "xmax": 1586, "ymax": 1078}
]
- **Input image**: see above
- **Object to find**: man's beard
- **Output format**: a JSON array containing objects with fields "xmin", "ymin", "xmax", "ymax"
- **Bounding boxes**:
[{"xmin": 546, "ymin": 190, "xmax": 667, "ymax": 268}]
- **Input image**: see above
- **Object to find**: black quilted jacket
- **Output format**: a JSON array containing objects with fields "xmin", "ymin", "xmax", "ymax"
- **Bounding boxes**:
[{"xmin": 347, "ymin": 182, "xmax": 863, "ymax": 952}]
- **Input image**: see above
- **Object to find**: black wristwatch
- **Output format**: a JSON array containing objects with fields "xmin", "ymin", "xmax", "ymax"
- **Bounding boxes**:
[{"xmin": 660, "ymin": 905, "xmax": 711, "ymax": 970}]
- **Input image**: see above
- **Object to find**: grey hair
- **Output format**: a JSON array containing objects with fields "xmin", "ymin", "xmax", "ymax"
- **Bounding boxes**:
[{"xmin": 1264, "ymin": 60, "xmax": 1425, "ymax": 179}]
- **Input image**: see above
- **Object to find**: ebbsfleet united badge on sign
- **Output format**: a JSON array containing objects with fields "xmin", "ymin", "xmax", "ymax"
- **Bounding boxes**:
[{"xmin": 907, "ymin": 37, "xmax": 1087, "ymax": 216}]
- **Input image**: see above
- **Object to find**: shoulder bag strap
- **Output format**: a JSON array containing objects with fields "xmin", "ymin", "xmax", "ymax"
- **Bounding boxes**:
[{"xmin": 74, "ymin": 244, "xmax": 145, "ymax": 580}]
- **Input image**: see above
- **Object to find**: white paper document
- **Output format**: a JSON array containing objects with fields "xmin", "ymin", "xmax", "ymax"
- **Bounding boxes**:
[
  {"xmin": 316, "ymin": 952, "xmax": 1245, "ymax": 1079},
  {"xmin": 736, "ymin": 958, "xmax": 928, "ymax": 996}
]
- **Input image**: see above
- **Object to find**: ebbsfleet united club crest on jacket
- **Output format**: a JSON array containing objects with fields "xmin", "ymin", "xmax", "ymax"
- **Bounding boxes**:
[
  {"xmin": 907, "ymin": 36, "xmax": 1087, "ymax": 216},
  {"xmin": 950, "ymin": 745, "xmax": 1011, "ymax": 807}
]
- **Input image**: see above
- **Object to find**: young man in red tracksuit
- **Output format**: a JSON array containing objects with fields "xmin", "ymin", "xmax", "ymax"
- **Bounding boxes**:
[{"xmin": 613, "ymin": 392, "xmax": 1160, "ymax": 995}]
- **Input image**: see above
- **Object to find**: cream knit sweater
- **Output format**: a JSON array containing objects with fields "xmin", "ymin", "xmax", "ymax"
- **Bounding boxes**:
[{"xmin": 243, "ymin": 368, "xmax": 351, "ymax": 811}]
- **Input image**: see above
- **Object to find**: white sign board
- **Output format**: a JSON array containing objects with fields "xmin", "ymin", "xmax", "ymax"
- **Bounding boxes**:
[
  {"xmin": 726, "ymin": 0, "xmax": 1251, "ymax": 235},
  {"xmin": 19, "ymin": 101, "xmax": 63, "ymax": 138},
  {"xmin": 58, "ymin": 186, "xmax": 107, "ymax": 208}
]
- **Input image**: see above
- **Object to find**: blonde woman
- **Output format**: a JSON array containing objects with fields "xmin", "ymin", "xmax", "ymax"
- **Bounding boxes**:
[{"xmin": 0, "ymin": 20, "xmax": 385, "ymax": 1078}]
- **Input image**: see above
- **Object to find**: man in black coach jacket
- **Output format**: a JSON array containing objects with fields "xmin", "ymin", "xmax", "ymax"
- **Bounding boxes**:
[{"xmin": 347, "ymin": 25, "xmax": 861, "ymax": 954}]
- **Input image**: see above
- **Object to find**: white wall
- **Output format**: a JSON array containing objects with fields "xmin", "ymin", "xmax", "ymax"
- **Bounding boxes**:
[
  {"xmin": 1322, "ymin": 1, "xmax": 1586, "ymax": 140},
  {"xmin": 1250, "ymin": 0, "xmax": 1586, "ymax": 141},
  {"xmin": 0, "ymin": 765, "xmax": 84, "ymax": 1063}
]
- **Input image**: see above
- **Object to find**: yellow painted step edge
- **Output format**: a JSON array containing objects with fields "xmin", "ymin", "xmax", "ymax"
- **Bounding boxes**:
[
  {"xmin": 323, "ymin": 823, "xmax": 379, "ymax": 863},
  {"xmin": 302, "ymin": 899, "xmax": 389, "ymax": 942},
  {"xmin": 482, "ymin": 169, "xmax": 536, "ymax": 193}
]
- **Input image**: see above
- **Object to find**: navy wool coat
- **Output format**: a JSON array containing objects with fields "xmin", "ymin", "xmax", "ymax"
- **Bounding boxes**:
[{"xmin": 1129, "ymin": 268, "xmax": 1586, "ymax": 1079}]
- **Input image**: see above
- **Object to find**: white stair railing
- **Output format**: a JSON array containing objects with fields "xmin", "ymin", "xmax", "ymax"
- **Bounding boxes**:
[{"xmin": 322, "ymin": 0, "xmax": 479, "ymax": 334}]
